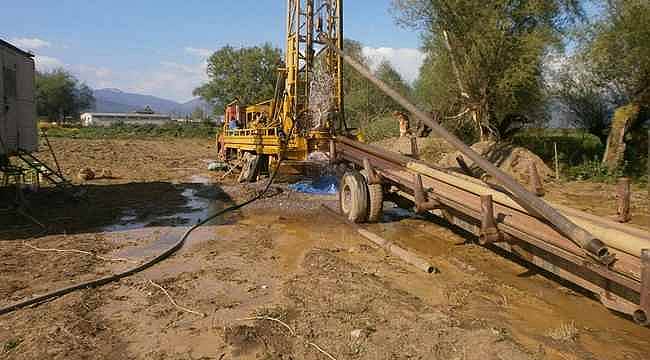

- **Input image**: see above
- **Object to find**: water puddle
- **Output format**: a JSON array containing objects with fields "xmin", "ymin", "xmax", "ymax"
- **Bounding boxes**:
[{"xmin": 103, "ymin": 175, "xmax": 230, "ymax": 232}]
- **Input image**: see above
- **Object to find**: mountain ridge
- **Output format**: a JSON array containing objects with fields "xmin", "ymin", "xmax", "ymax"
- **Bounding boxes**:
[{"xmin": 92, "ymin": 88, "xmax": 213, "ymax": 116}]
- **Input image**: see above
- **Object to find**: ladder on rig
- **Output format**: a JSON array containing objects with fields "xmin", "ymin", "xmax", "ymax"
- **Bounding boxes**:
[
  {"xmin": 14, "ymin": 129, "xmax": 71, "ymax": 190},
  {"xmin": 15, "ymin": 150, "xmax": 71, "ymax": 189}
]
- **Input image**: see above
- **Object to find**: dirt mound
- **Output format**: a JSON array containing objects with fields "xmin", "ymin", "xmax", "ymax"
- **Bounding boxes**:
[
  {"xmin": 438, "ymin": 141, "xmax": 554, "ymax": 183},
  {"xmin": 372, "ymin": 136, "xmax": 455, "ymax": 162},
  {"xmin": 373, "ymin": 137, "xmax": 553, "ymax": 183}
]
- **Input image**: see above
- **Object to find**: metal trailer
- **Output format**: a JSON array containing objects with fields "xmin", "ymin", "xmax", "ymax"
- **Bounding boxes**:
[
  {"xmin": 333, "ymin": 137, "xmax": 650, "ymax": 326},
  {"xmin": 0, "ymin": 39, "xmax": 38, "ymax": 157},
  {"xmin": 327, "ymin": 43, "xmax": 650, "ymax": 326}
]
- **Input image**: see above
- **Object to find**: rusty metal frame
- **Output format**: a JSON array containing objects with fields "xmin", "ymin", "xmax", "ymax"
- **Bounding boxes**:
[{"xmin": 334, "ymin": 137, "xmax": 649, "ymax": 325}]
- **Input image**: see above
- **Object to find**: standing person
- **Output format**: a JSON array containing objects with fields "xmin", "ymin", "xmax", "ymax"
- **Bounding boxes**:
[{"xmin": 393, "ymin": 111, "xmax": 410, "ymax": 138}]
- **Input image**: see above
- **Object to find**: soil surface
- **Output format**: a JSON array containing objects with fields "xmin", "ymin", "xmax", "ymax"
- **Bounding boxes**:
[{"xmin": 1, "ymin": 138, "xmax": 649, "ymax": 359}]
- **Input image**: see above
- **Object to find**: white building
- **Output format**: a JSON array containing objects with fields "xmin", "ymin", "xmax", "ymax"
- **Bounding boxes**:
[{"xmin": 80, "ymin": 112, "xmax": 172, "ymax": 127}]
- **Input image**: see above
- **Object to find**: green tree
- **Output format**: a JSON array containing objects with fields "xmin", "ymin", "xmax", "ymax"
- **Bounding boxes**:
[
  {"xmin": 548, "ymin": 57, "xmax": 614, "ymax": 145},
  {"xmin": 587, "ymin": 0, "xmax": 650, "ymax": 105},
  {"xmin": 373, "ymin": 59, "xmax": 412, "ymax": 114},
  {"xmin": 582, "ymin": 0, "xmax": 649, "ymax": 170},
  {"xmin": 36, "ymin": 69, "xmax": 95, "ymax": 121},
  {"xmin": 393, "ymin": 0, "xmax": 581, "ymax": 141},
  {"xmin": 194, "ymin": 44, "xmax": 282, "ymax": 109},
  {"xmin": 341, "ymin": 39, "xmax": 372, "ymax": 128},
  {"xmin": 342, "ymin": 39, "xmax": 412, "ymax": 130}
]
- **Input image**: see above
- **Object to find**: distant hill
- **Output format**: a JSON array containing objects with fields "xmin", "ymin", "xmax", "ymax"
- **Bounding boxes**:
[{"xmin": 91, "ymin": 88, "xmax": 213, "ymax": 116}]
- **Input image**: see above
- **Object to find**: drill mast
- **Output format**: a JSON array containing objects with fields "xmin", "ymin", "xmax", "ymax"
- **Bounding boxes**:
[
  {"xmin": 279, "ymin": 0, "xmax": 344, "ymax": 134},
  {"xmin": 220, "ymin": 0, "xmax": 343, "ymax": 163}
]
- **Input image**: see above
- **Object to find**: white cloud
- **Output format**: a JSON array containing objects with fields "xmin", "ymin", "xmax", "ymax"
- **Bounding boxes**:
[
  {"xmin": 35, "ymin": 55, "xmax": 64, "ymax": 71},
  {"xmin": 125, "ymin": 60, "xmax": 208, "ymax": 101},
  {"xmin": 59, "ymin": 59, "xmax": 208, "ymax": 102},
  {"xmin": 78, "ymin": 64, "xmax": 113, "ymax": 79},
  {"xmin": 10, "ymin": 37, "xmax": 51, "ymax": 51},
  {"xmin": 362, "ymin": 47, "xmax": 426, "ymax": 84},
  {"xmin": 74, "ymin": 65, "xmax": 115, "ymax": 88},
  {"xmin": 185, "ymin": 47, "xmax": 212, "ymax": 58}
]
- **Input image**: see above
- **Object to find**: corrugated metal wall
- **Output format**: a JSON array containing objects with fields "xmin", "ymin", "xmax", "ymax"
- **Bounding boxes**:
[{"xmin": 0, "ymin": 42, "xmax": 37, "ymax": 156}]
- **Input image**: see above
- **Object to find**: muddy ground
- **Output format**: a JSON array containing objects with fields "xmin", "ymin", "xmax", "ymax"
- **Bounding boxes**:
[{"xmin": 1, "ymin": 138, "xmax": 649, "ymax": 359}]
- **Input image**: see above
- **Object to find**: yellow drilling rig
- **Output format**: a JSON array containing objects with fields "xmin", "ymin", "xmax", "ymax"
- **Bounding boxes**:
[{"xmin": 218, "ymin": 0, "xmax": 345, "ymax": 181}]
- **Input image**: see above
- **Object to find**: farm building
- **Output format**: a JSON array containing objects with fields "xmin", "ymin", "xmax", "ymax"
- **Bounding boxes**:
[
  {"xmin": 0, "ymin": 39, "xmax": 38, "ymax": 157},
  {"xmin": 80, "ymin": 112, "xmax": 173, "ymax": 127}
]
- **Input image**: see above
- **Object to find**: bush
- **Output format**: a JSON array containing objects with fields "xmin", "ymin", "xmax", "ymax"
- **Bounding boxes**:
[
  {"xmin": 512, "ymin": 129, "xmax": 604, "ymax": 167},
  {"xmin": 361, "ymin": 115, "xmax": 400, "ymax": 142},
  {"xmin": 566, "ymin": 159, "xmax": 626, "ymax": 182}
]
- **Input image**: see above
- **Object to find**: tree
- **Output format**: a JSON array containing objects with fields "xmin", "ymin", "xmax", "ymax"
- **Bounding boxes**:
[
  {"xmin": 587, "ymin": 0, "xmax": 650, "ymax": 105},
  {"xmin": 392, "ymin": 0, "xmax": 582, "ymax": 141},
  {"xmin": 342, "ymin": 39, "xmax": 413, "ymax": 129},
  {"xmin": 548, "ymin": 57, "xmax": 614, "ymax": 144},
  {"xmin": 583, "ymin": 0, "xmax": 650, "ymax": 170},
  {"xmin": 373, "ymin": 60, "xmax": 412, "ymax": 114},
  {"xmin": 193, "ymin": 44, "xmax": 282, "ymax": 109},
  {"xmin": 341, "ymin": 39, "xmax": 372, "ymax": 128},
  {"xmin": 35, "ymin": 69, "xmax": 95, "ymax": 122}
]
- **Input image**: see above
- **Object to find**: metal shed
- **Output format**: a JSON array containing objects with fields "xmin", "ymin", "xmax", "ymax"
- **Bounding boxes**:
[{"xmin": 0, "ymin": 39, "xmax": 38, "ymax": 156}]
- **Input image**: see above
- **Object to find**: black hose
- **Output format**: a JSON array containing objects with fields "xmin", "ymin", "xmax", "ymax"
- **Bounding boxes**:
[{"xmin": 0, "ymin": 133, "xmax": 292, "ymax": 316}]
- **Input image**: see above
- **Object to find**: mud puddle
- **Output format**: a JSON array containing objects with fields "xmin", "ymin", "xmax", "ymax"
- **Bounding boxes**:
[
  {"xmin": 370, "ymin": 214, "xmax": 650, "ymax": 358},
  {"xmin": 107, "ymin": 175, "xmax": 239, "ymax": 259},
  {"xmin": 103, "ymin": 175, "xmax": 229, "ymax": 233}
]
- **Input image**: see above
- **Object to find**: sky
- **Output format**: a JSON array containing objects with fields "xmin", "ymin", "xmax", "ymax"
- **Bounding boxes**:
[{"xmin": 2, "ymin": 0, "xmax": 425, "ymax": 103}]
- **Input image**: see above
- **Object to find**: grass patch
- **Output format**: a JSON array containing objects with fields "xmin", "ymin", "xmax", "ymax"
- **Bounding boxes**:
[
  {"xmin": 3, "ymin": 338, "xmax": 22, "ymax": 354},
  {"xmin": 44, "ymin": 122, "xmax": 219, "ymax": 140}
]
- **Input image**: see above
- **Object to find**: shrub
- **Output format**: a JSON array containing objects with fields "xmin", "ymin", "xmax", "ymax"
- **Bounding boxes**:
[{"xmin": 566, "ymin": 159, "xmax": 626, "ymax": 182}]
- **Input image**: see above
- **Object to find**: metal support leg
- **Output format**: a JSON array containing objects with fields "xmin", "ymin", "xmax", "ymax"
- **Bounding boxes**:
[
  {"xmin": 414, "ymin": 174, "xmax": 440, "ymax": 213},
  {"xmin": 363, "ymin": 158, "xmax": 381, "ymax": 185},
  {"xmin": 480, "ymin": 195, "xmax": 503, "ymax": 245},
  {"xmin": 410, "ymin": 136, "xmax": 419, "ymax": 158},
  {"xmin": 329, "ymin": 140, "xmax": 338, "ymax": 165},
  {"xmin": 635, "ymin": 249, "xmax": 650, "ymax": 326}
]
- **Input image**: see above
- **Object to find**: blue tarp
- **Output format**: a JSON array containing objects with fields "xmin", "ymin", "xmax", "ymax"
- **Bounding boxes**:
[{"xmin": 288, "ymin": 175, "xmax": 339, "ymax": 195}]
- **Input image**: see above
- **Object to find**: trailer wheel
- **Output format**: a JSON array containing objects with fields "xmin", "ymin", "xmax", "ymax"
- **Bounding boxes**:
[
  {"xmin": 238, "ymin": 153, "xmax": 261, "ymax": 183},
  {"xmin": 339, "ymin": 171, "xmax": 369, "ymax": 223},
  {"xmin": 361, "ymin": 170, "xmax": 384, "ymax": 222}
]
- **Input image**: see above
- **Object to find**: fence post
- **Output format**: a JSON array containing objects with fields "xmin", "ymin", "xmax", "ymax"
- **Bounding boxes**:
[{"xmin": 554, "ymin": 142, "xmax": 560, "ymax": 181}]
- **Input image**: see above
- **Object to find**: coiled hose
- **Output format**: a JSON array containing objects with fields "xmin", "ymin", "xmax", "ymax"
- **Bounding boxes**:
[{"xmin": 0, "ymin": 140, "xmax": 290, "ymax": 316}]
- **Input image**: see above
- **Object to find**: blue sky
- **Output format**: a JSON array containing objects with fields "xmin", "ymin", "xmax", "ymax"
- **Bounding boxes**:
[{"xmin": 2, "ymin": 0, "xmax": 424, "ymax": 102}]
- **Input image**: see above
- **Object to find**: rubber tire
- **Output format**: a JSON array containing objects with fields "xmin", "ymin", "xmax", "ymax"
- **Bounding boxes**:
[
  {"xmin": 339, "ymin": 171, "xmax": 369, "ymax": 223},
  {"xmin": 361, "ymin": 170, "xmax": 384, "ymax": 223}
]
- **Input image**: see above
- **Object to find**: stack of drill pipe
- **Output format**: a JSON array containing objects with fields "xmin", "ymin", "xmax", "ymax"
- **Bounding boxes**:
[
  {"xmin": 407, "ymin": 162, "xmax": 650, "ymax": 258},
  {"xmin": 404, "ymin": 161, "xmax": 649, "ymax": 281}
]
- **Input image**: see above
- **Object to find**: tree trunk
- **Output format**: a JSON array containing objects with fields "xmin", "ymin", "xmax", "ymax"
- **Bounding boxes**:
[{"xmin": 602, "ymin": 104, "xmax": 641, "ymax": 172}]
